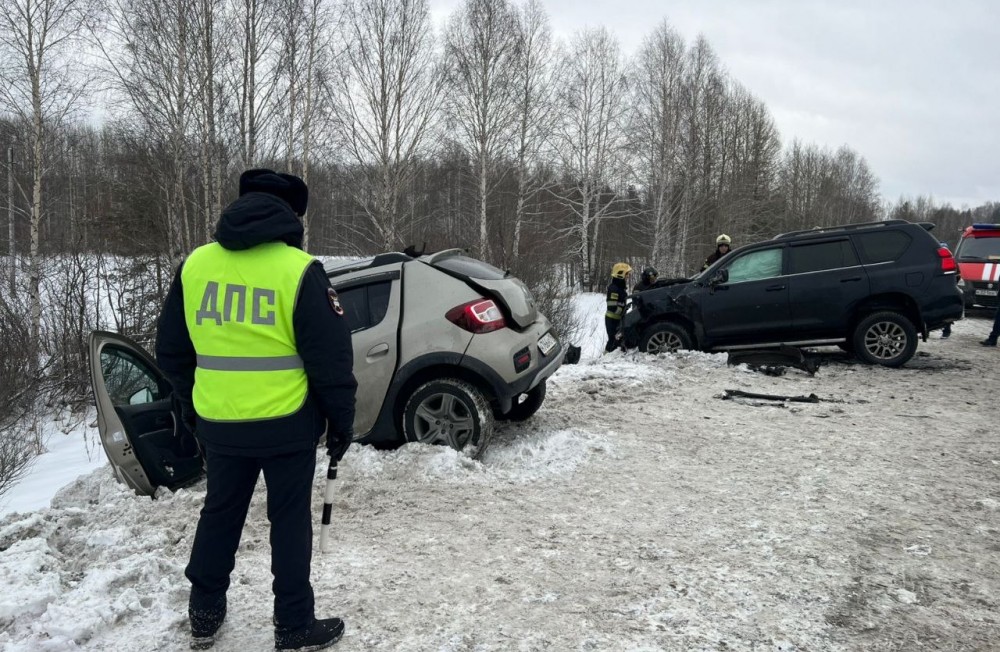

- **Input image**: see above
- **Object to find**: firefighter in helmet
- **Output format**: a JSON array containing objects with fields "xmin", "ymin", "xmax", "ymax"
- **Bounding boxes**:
[
  {"xmin": 701, "ymin": 234, "xmax": 732, "ymax": 271},
  {"xmin": 633, "ymin": 267, "xmax": 659, "ymax": 293},
  {"xmin": 605, "ymin": 263, "xmax": 632, "ymax": 353}
]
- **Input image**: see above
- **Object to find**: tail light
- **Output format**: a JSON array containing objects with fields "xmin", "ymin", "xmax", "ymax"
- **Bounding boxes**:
[
  {"xmin": 446, "ymin": 299, "xmax": 506, "ymax": 333},
  {"xmin": 937, "ymin": 246, "xmax": 957, "ymax": 273}
]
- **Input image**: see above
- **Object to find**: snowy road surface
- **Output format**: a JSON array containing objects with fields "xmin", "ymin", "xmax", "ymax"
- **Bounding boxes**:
[{"xmin": 1, "ymin": 307, "xmax": 998, "ymax": 651}]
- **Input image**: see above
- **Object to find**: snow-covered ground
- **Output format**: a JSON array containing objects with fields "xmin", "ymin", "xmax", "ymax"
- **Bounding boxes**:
[{"xmin": 1, "ymin": 301, "xmax": 998, "ymax": 651}]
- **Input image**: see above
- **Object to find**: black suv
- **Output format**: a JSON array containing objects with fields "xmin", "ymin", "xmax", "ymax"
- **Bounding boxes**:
[{"xmin": 622, "ymin": 220, "xmax": 963, "ymax": 367}]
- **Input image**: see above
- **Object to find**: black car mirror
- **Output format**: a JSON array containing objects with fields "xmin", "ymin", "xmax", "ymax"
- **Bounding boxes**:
[{"xmin": 709, "ymin": 269, "xmax": 729, "ymax": 286}]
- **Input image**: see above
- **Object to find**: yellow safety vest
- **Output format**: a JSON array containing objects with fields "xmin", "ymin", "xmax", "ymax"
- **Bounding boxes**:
[{"xmin": 181, "ymin": 241, "xmax": 315, "ymax": 421}]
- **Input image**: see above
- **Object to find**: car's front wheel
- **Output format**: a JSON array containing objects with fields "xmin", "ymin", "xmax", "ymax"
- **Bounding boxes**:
[
  {"xmin": 851, "ymin": 311, "xmax": 917, "ymax": 367},
  {"xmin": 640, "ymin": 322, "xmax": 693, "ymax": 354},
  {"xmin": 403, "ymin": 378, "xmax": 494, "ymax": 456}
]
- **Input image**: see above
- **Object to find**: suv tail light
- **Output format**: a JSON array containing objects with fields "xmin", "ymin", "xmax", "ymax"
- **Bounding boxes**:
[
  {"xmin": 937, "ymin": 246, "xmax": 957, "ymax": 273},
  {"xmin": 446, "ymin": 299, "xmax": 506, "ymax": 333}
]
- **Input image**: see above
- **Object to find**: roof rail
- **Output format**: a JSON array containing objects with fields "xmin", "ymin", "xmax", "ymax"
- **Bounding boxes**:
[{"xmin": 772, "ymin": 219, "xmax": 909, "ymax": 240}]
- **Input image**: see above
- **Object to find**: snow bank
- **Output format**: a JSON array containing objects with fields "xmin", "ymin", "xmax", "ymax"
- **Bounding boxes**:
[{"xmin": 0, "ymin": 299, "xmax": 996, "ymax": 651}]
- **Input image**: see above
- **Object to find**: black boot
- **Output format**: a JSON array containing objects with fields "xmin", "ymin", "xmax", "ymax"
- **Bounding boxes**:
[
  {"xmin": 981, "ymin": 337, "xmax": 997, "ymax": 347},
  {"xmin": 189, "ymin": 597, "xmax": 226, "ymax": 650},
  {"xmin": 275, "ymin": 617, "xmax": 345, "ymax": 651}
]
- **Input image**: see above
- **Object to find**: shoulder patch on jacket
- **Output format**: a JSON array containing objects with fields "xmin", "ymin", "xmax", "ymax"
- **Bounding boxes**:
[{"xmin": 328, "ymin": 288, "xmax": 344, "ymax": 315}]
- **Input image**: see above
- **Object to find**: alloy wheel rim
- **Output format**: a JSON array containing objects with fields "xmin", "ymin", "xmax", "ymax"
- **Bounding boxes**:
[
  {"xmin": 863, "ymin": 321, "xmax": 907, "ymax": 360},
  {"xmin": 647, "ymin": 331, "xmax": 682, "ymax": 353},
  {"xmin": 412, "ymin": 392, "xmax": 475, "ymax": 449}
]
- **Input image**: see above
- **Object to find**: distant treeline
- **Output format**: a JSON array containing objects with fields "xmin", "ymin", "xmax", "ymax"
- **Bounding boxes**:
[{"xmin": 1, "ymin": 0, "xmax": 997, "ymax": 299}]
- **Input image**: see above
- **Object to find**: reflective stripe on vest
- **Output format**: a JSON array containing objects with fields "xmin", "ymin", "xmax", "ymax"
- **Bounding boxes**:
[
  {"xmin": 196, "ymin": 354, "xmax": 304, "ymax": 371},
  {"xmin": 182, "ymin": 241, "xmax": 315, "ymax": 422}
]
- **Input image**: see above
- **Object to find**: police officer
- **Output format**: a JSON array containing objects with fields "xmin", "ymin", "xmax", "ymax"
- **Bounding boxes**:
[
  {"xmin": 155, "ymin": 169, "xmax": 357, "ymax": 651},
  {"xmin": 701, "ymin": 234, "xmax": 732, "ymax": 271},
  {"xmin": 605, "ymin": 263, "xmax": 632, "ymax": 353},
  {"xmin": 633, "ymin": 267, "xmax": 659, "ymax": 293}
]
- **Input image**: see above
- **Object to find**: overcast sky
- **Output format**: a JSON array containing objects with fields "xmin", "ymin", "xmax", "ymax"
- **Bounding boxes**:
[{"xmin": 432, "ymin": 0, "xmax": 1000, "ymax": 209}]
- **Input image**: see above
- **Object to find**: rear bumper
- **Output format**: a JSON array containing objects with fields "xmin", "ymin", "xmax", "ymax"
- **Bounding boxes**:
[
  {"xmin": 922, "ymin": 292, "xmax": 965, "ymax": 330},
  {"xmin": 462, "ymin": 339, "xmax": 564, "ymax": 411}
]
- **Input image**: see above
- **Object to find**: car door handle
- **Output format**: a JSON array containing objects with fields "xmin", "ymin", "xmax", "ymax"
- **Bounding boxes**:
[
  {"xmin": 765, "ymin": 284, "xmax": 786, "ymax": 292},
  {"xmin": 366, "ymin": 343, "xmax": 390, "ymax": 360},
  {"xmin": 840, "ymin": 276, "xmax": 863, "ymax": 283}
]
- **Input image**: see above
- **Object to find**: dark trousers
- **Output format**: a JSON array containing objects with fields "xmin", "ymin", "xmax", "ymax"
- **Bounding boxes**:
[
  {"xmin": 990, "ymin": 306, "xmax": 1000, "ymax": 340},
  {"xmin": 605, "ymin": 317, "xmax": 621, "ymax": 353},
  {"xmin": 186, "ymin": 446, "xmax": 316, "ymax": 630}
]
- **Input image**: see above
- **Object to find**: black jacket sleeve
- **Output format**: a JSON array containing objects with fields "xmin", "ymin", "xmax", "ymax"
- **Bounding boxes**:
[
  {"xmin": 155, "ymin": 263, "xmax": 196, "ymax": 417},
  {"xmin": 294, "ymin": 262, "xmax": 357, "ymax": 441}
]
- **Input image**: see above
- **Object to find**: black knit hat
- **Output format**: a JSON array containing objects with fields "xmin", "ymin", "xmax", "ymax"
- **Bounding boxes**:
[{"xmin": 239, "ymin": 168, "xmax": 309, "ymax": 216}]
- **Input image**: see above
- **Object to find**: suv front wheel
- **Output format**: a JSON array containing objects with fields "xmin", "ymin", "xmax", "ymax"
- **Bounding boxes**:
[
  {"xmin": 640, "ymin": 322, "xmax": 693, "ymax": 354},
  {"xmin": 852, "ymin": 311, "xmax": 917, "ymax": 367},
  {"xmin": 403, "ymin": 378, "xmax": 495, "ymax": 456}
]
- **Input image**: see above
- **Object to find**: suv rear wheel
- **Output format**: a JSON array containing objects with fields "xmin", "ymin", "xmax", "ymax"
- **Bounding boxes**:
[
  {"xmin": 852, "ymin": 311, "xmax": 917, "ymax": 367},
  {"xmin": 403, "ymin": 378, "xmax": 494, "ymax": 456},
  {"xmin": 640, "ymin": 322, "xmax": 693, "ymax": 354}
]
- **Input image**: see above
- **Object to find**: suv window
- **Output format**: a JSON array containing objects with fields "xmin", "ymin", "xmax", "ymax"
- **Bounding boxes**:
[
  {"xmin": 337, "ymin": 281, "xmax": 393, "ymax": 332},
  {"xmin": 434, "ymin": 256, "xmax": 506, "ymax": 280},
  {"xmin": 854, "ymin": 231, "xmax": 911, "ymax": 264},
  {"xmin": 726, "ymin": 248, "xmax": 783, "ymax": 283},
  {"xmin": 788, "ymin": 240, "xmax": 860, "ymax": 274}
]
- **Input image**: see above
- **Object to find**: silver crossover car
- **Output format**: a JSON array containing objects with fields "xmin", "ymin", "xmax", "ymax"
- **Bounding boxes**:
[{"xmin": 89, "ymin": 249, "xmax": 563, "ymax": 496}]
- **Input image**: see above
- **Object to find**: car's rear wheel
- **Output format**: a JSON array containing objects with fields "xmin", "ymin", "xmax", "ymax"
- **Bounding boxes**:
[
  {"xmin": 851, "ymin": 311, "xmax": 917, "ymax": 367},
  {"xmin": 501, "ymin": 381, "xmax": 546, "ymax": 422},
  {"xmin": 403, "ymin": 378, "xmax": 494, "ymax": 457},
  {"xmin": 640, "ymin": 322, "xmax": 693, "ymax": 354}
]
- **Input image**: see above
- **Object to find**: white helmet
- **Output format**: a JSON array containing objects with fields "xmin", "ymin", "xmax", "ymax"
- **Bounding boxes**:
[{"xmin": 716, "ymin": 234, "xmax": 732, "ymax": 245}]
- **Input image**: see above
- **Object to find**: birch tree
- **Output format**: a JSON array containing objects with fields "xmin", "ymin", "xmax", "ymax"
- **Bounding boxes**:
[
  {"xmin": 277, "ymin": 0, "xmax": 332, "ymax": 249},
  {"xmin": 675, "ymin": 35, "xmax": 724, "ymax": 270},
  {"xmin": 193, "ymin": 0, "xmax": 229, "ymax": 239},
  {"xmin": 508, "ymin": 0, "xmax": 558, "ymax": 267},
  {"xmin": 444, "ymin": 0, "xmax": 520, "ymax": 263},
  {"xmin": 230, "ymin": 0, "xmax": 282, "ymax": 167},
  {"xmin": 331, "ymin": 0, "xmax": 443, "ymax": 251},
  {"xmin": 631, "ymin": 20, "xmax": 685, "ymax": 274},
  {"xmin": 100, "ymin": 0, "xmax": 198, "ymax": 257},
  {"xmin": 0, "ymin": 0, "xmax": 96, "ymax": 347},
  {"xmin": 552, "ymin": 27, "xmax": 629, "ymax": 290}
]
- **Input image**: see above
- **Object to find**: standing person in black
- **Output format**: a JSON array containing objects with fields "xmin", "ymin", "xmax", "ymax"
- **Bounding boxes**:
[
  {"xmin": 982, "ymin": 307, "xmax": 1000, "ymax": 346},
  {"xmin": 605, "ymin": 263, "xmax": 632, "ymax": 353},
  {"xmin": 701, "ymin": 234, "xmax": 732, "ymax": 271},
  {"xmin": 155, "ymin": 170, "xmax": 357, "ymax": 651},
  {"xmin": 633, "ymin": 267, "xmax": 659, "ymax": 293}
]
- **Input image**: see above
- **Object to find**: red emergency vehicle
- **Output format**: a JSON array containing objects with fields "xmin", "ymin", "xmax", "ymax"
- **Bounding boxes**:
[{"xmin": 954, "ymin": 223, "xmax": 1000, "ymax": 308}]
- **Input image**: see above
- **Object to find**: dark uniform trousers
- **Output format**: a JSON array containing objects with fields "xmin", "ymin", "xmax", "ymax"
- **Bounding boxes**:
[{"xmin": 186, "ymin": 446, "xmax": 316, "ymax": 630}]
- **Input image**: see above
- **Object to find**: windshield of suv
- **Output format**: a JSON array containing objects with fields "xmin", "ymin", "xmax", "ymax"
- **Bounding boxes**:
[
  {"xmin": 433, "ymin": 255, "xmax": 508, "ymax": 280},
  {"xmin": 955, "ymin": 236, "xmax": 1000, "ymax": 261}
]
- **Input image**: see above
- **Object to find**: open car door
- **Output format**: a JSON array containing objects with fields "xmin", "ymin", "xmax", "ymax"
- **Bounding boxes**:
[{"xmin": 88, "ymin": 331, "xmax": 203, "ymax": 496}]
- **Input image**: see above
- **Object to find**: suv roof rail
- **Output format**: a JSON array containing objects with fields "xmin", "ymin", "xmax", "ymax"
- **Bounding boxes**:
[{"xmin": 772, "ymin": 219, "xmax": 910, "ymax": 240}]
